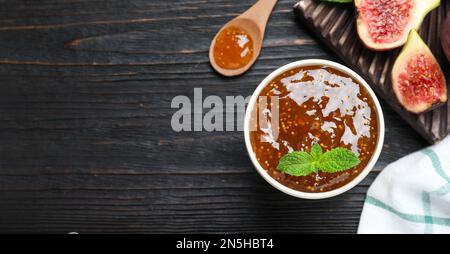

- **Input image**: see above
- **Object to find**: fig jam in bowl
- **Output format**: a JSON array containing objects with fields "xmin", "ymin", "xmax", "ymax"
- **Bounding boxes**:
[{"xmin": 244, "ymin": 59, "xmax": 385, "ymax": 199}]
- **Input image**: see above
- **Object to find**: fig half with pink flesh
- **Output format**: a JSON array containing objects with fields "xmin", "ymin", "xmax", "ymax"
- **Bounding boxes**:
[
  {"xmin": 392, "ymin": 30, "xmax": 447, "ymax": 114},
  {"xmin": 355, "ymin": 0, "xmax": 440, "ymax": 51}
]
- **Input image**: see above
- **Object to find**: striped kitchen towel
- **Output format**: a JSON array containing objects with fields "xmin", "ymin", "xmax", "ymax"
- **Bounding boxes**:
[{"xmin": 358, "ymin": 135, "xmax": 450, "ymax": 234}]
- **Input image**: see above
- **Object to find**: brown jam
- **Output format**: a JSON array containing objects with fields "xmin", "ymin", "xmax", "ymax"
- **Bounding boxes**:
[
  {"xmin": 213, "ymin": 26, "xmax": 254, "ymax": 70},
  {"xmin": 250, "ymin": 66, "xmax": 379, "ymax": 193}
]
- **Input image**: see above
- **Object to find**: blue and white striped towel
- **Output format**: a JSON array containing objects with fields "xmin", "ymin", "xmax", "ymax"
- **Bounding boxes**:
[{"xmin": 358, "ymin": 135, "xmax": 450, "ymax": 234}]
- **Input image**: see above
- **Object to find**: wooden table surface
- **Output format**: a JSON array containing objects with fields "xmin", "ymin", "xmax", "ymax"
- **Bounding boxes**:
[{"xmin": 0, "ymin": 0, "xmax": 428, "ymax": 233}]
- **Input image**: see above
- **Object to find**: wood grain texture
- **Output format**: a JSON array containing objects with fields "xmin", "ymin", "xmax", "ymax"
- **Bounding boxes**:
[
  {"xmin": 0, "ymin": 0, "xmax": 427, "ymax": 233},
  {"xmin": 294, "ymin": 0, "xmax": 450, "ymax": 144}
]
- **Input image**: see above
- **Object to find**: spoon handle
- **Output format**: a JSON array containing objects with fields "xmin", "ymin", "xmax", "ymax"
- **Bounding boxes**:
[{"xmin": 241, "ymin": 0, "xmax": 278, "ymax": 32}]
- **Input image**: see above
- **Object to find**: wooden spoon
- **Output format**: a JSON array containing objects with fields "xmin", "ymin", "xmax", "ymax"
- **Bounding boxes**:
[{"xmin": 209, "ymin": 0, "xmax": 278, "ymax": 77}]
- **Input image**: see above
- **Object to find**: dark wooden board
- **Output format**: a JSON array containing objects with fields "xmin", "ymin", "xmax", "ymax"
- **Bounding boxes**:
[
  {"xmin": 0, "ymin": 0, "xmax": 427, "ymax": 233},
  {"xmin": 294, "ymin": 0, "xmax": 450, "ymax": 144}
]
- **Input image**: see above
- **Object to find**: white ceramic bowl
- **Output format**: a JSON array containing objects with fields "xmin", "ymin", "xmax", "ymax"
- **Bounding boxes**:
[{"xmin": 244, "ymin": 59, "xmax": 385, "ymax": 199}]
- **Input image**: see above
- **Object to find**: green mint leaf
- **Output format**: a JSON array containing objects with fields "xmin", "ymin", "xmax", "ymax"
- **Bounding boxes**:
[
  {"xmin": 319, "ymin": 148, "xmax": 360, "ymax": 173},
  {"xmin": 319, "ymin": 0, "xmax": 353, "ymax": 3},
  {"xmin": 310, "ymin": 143, "xmax": 323, "ymax": 161},
  {"xmin": 277, "ymin": 152, "xmax": 317, "ymax": 176},
  {"xmin": 276, "ymin": 144, "xmax": 360, "ymax": 177}
]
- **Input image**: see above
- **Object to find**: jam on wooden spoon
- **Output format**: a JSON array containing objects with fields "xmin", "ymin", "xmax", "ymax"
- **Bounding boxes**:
[{"xmin": 209, "ymin": 0, "xmax": 278, "ymax": 77}]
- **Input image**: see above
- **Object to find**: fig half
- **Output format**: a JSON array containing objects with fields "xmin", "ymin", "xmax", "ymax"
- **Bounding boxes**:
[
  {"xmin": 355, "ymin": 0, "xmax": 440, "ymax": 51},
  {"xmin": 391, "ymin": 30, "xmax": 447, "ymax": 114}
]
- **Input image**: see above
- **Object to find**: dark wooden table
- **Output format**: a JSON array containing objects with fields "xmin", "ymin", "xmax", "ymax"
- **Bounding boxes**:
[{"xmin": 0, "ymin": 0, "xmax": 428, "ymax": 233}]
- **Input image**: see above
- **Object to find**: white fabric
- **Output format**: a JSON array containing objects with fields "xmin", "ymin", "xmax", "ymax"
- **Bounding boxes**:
[{"xmin": 358, "ymin": 136, "xmax": 450, "ymax": 234}]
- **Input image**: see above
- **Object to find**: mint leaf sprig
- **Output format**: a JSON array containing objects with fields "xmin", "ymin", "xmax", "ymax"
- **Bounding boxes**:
[{"xmin": 277, "ymin": 144, "xmax": 360, "ymax": 177}]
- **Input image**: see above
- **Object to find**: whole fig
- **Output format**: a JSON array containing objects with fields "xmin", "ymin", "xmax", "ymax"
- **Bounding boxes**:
[{"xmin": 442, "ymin": 14, "xmax": 450, "ymax": 62}]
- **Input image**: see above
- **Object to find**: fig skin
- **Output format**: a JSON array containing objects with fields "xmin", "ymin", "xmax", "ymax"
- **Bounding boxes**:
[
  {"xmin": 391, "ymin": 30, "xmax": 447, "ymax": 114},
  {"xmin": 355, "ymin": 0, "xmax": 441, "ymax": 51},
  {"xmin": 442, "ymin": 14, "xmax": 450, "ymax": 62}
]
